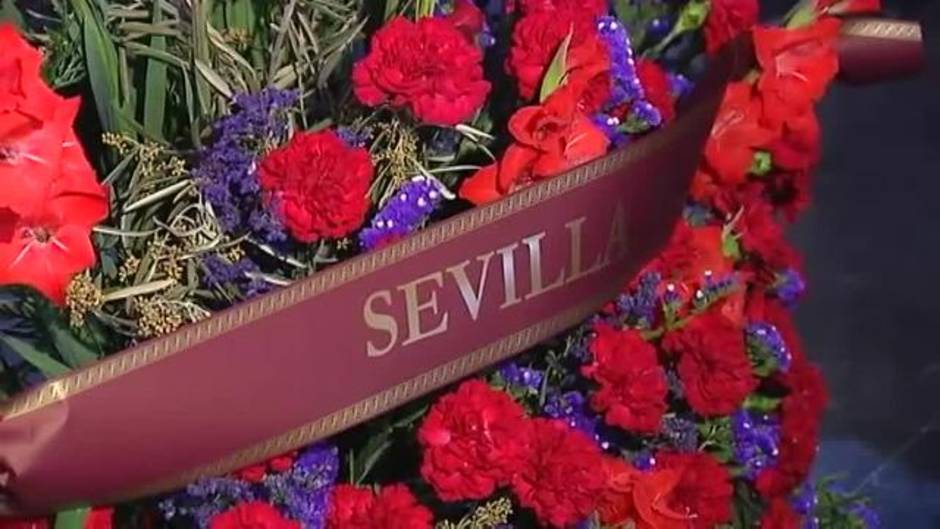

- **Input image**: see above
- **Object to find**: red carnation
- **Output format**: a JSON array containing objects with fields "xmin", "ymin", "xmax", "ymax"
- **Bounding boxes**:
[
  {"xmin": 657, "ymin": 451, "xmax": 734, "ymax": 529},
  {"xmin": 353, "ymin": 16, "xmax": 490, "ymax": 125},
  {"xmin": 760, "ymin": 498, "xmax": 801, "ymax": 529},
  {"xmin": 704, "ymin": 0, "xmax": 760, "ymax": 56},
  {"xmin": 636, "ymin": 59, "xmax": 676, "ymax": 123},
  {"xmin": 754, "ymin": 18, "xmax": 842, "ymax": 127},
  {"xmin": 756, "ymin": 359, "xmax": 827, "ymax": 497},
  {"xmin": 210, "ymin": 502, "xmax": 300, "ymax": 529},
  {"xmin": 517, "ymin": 0, "xmax": 608, "ymax": 16},
  {"xmin": 512, "ymin": 419, "xmax": 606, "ymax": 527},
  {"xmin": 258, "ymin": 130, "xmax": 373, "ymax": 243},
  {"xmin": 327, "ymin": 484, "xmax": 432, "ymax": 529},
  {"xmin": 583, "ymin": 324, "xmax": 668, "ymax": 434},
  {"xmin": 418, "ymin": 379, "xmax": 528, "ymax": 501},
  {"xmin": 663, "ymin": 310, "xmax": 757, "ymax": 416},
  {"xmin": 507, "ymin": 10, "xmax": 610, "ymax": 103},
  {"xmin": 736, "ymin": 194, "xmax": 801, "ymax": 270},
  {"xmin": 233, "ymin": 451, "xmax": 296, "ymax": 482},
  {"xmin": 704, "ymin": 81, "xmax": 779, "ymax": 185}
]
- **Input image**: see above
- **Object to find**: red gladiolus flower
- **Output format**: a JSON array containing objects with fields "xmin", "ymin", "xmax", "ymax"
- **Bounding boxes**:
[
  {"xmin": 418, "ymin": 379, "xmax": 528, "ymax": 501},
  {"xmin": 353, "ymin": 16, "xmax": 490, "ymax": 126},
  {"xmin": 651, "ymin": 223, "xmax": 732, "ymax": 288},
  {"xmin": 704, "ymin": 0, "xmax": 760, "ymax": 56},
  {"xmin": 0, "ymin": 142, "xmax": 108, "ymax": 304},
  {"xmin": 84, "ymin": 508, "xmax": 114, "ymax": 529},
  {"xmin": 769, "ymin": 109, "xmax": 821, "ymax": 171},
  {"xmin": 460, "ymin": 84, "xmax": 609, "ymax": 205},
  {"xmin": 656, "ymin": 451, "xmax": 734, "ymax": 529},
  {"xmin": 327, "ymin": 484, "xmax": 433, "ymax": 529},
  {"xmin": 210, "ymin": 502, "xmax": 299, "ymax": 529},
  {"xmin": 512, "ymin": 419, "xmax": 606, "ymax": 528},
  {"xmin": 517, "ymin": 0, "xmax": 608, "ymax": 16},
  {"xmin": 507, "ymin": 9, "xmax": 610, "ymax": 103},
  {"xmin": 704, "ymin": 81, "xmax": 779, "ymax": 185},
  {"xmin": 583, "ymin": 324, "xmax": 668, "ymax": 434},
  {"xmin": 258, "ymin": 130, "xmax": 373, "ymax": 243},
  {"xmin": 754, "ymin": 18, "xmax": 842, "ymax": 126},
  {"xmin": 816, "ymin": 0, "xmax": 881, "ymax": 14},
  {"xmin": 760, "ymin": 497, "xmax": 801, "ymax": 529},
  {"xmin": 597, "ymin": 456, "xmax": 693, "ymax": 529},
  {"xmin": 663, "ymin": 310, "xmax": 758, "ymax": 416}
]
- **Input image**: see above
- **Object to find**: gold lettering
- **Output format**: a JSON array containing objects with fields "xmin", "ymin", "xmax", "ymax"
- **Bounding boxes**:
[
  {"xmin": 564, "ymin": 217, "xmax": 607, "ymax": 283},
  {"xmin": 399, "ymin": 272, "xmax": 449, "ymax": 346},
  {"xmin": 446, "ymin": 252, "xmax": 495, "ymax": 321},
  {"xmin": 523, "ymin": 232, "xmax": 566, "ymax": 300},
  {"xmin": 601, "ymin": 203, "xmax": 628, "ymax": 266},
  {"xmin": 496, "ymin": 243, "xmax": 523, "ymax": 309},
  {"xmin": 364, "ymin": 290, "xmax": 398, "ymax": 357}
]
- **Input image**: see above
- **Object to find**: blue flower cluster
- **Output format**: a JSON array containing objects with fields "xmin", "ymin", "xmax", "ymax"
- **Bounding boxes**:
[
  {"xmin": 543, "ymin": 391, "xmax": 603, "ymax": 444},
  {"xmin": 498, "ymin": 363, "xmax": 544, "ymax": 391},
  {"xmin": 159, "ymin": 444, "xmax": 339, "ymax": 529},
  {"xmin": 616, "ymin": 271, "xmax": 662, "ymax": 326},
  {"xmin": 746, "ymin": 322, "xmax": 792, "ymax": 373},
  {"xmin": 202, "ymin": 253, "xmax": 271, "ymax": 299},
  {"xmin": 197, "ymin": 88, "xmax": 298, "ymax": 245},
  {"xmin": 594, "ymin": 16, "xmax": 664, "ymax": 142},
  {"xmin": 774, "ymin": 267, "xmax": 807, "ymax": 306},
  {"xmin": 732, "ymin": 409, "xmax": 781, "ymax": 479},
  {"xmin": 359, "ymin": 175, "xmax": 449, "ymax": 250}
]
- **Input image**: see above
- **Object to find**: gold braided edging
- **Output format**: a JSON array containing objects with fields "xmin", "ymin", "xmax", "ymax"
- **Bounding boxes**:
[
  {"xmin": 118, "ymin": 292, "xmax": 613, "ymax": 503},
  {"xmin": 0, "ymin": 92, "xmax": 721, "ymax": 422},
  {"xmin": 841, "ymin": 18, "xmax": 922, "ymax": 41}
]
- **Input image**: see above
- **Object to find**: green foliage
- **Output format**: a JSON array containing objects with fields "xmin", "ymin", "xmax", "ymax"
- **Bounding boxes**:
[
  {"xmin": 539, "ymin": 30, "xmax": 572, "ymax": 102},
  {"xmin": 54, "ymin": 507, "xmax": 91, "ymax": 529},
  {"xmin": 0, "ymin": 286, "xmax": 101, "ymax": 384}
]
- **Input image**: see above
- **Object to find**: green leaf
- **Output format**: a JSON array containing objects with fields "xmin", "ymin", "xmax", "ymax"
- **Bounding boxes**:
[
  {"xmin": 0, "ymin": 0, "xmax": 26, "ymax": 28},
  {"xmin": 0, "ymin": 335, "xmax": 71, "ymax": 378},
  {"xmin": 54, "ymin": 507, "xmax": 90, "ymax": 529},
  {"xmin": 539, "ymin": 30, "xmax": 572, "ymax": 102},
  {"xmin": 49, "ymin": 323, "xmax": 100, "ymax": 369},
  {"xmin": 70, "ymin": 0, "xmax": 131, "ymax": 135},
  {"xmin": 384, "ymin": 0, "xmax": 401, "ymax": 20},
  {"xmin": 143, "ymin": 1, "xmax": 169, "ymax": 140}
]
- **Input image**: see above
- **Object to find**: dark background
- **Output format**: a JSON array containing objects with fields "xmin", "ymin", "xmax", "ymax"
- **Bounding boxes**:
[{"xmin": 768, "ymin": 0, "xmax": 940, "ymax": 527}]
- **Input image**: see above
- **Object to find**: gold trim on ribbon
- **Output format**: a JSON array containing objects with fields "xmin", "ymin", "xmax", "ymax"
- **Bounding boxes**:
[
  {"xmin": 840, "ymin": 18, "xmax": 922, "ymax": 42},
  {"xmin": 120, "ymin": 293, "xmax": 612, "ymax": 501},
  {"xmin": 0, "ymin": 95, "xmax": 719, "ymax": 422}
]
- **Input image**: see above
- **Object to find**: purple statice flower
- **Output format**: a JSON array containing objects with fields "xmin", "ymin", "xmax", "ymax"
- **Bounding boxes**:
[
  {"xmin": 850, "ymin": 504, "xmax": 880, "ymax": 529},
  {"xmin": 499, "ymin": 363, "xmax": 544, "ymax": 391},
  {"xmin": 159, "ymin": 477, "xmax": 257, "ymax": 528},
  {"xmin": 663, "ymin": 414, "xmax": 699, "ymax": 452},
  {"xmin": 543, "ymin": 391, "xmax": 602, "ymax": 442},
  {"xmin": 592, "ymin": 113, "xmax": 629, "ymax": 147},
  {"xmin": 683, "ymin": 203, "xmax": 714, "ymax": 226},
  {"xmin": 265, "ymin": 444, "xmax": 339, "ymax": 529},
  {"xmin": 773, "ymin": 268, "xmax": 807, "ymax": 306},
  {"xmin": 633, "ymin": 450, "xmax": 657, "ymax": 471},
  {"xmin": 669, "ymin": 73, "xmax": 695, "ymax": 99},
  {"xmin": 336, "ymin": 126, "xmax": 372, "ymax": 149},
  {"xmin": 202, "ymin": 253, "xmax": 272, "ymax": 299},
  {"xmin": 746, "ymin": 322, "xmax": 792, "ymax": 373},
  {"xmin": 628, "ymin": 100, "xmax": 664, "ymax": 130},
  {"xmin": 732, "ymin": 409, "xmax": 781, "ymax": 480},
  {"xmin": 196, "ymin": 88, "xmax": 297, "ymax": 245},
  {"xmin": 596, "ymin": 16, "xmax": 643, "ymax": 108},
  {"xmin": 359, "ymin": 175, "xmax": 450, "ymax": 250},
  {"xmin": 792, "ymin": 483, "xmax": 820, "ymax": 529},
  {"xmin": 616, "ymin": 271, "xmax": 661, "ymax": 326}
]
